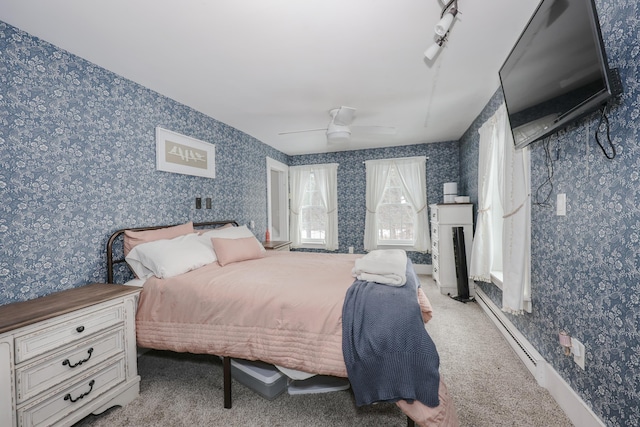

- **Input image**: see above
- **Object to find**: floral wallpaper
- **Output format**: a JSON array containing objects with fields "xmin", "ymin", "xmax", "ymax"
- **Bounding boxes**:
[
  {"xmin": 459, "ymin": 0, "xmax": 640, "ymax": 425},
  {"xmin": 0, "ymin": 21, "xmax": 287, "ymax": 304},
  {"xmin": 290, "ymin": 141, "xmax": 460, "ymax": 265}
]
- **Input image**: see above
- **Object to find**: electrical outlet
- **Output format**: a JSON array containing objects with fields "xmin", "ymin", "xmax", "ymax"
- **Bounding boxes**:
[
  {"xmin": 348, "ymin": 246, "xmax": 354, "ymax": 254},
  {"xmin": 195, "ymin": 197, "xmax": 202, "ymax": 209},
  {"xmin": 205, "ymin": 197, "xmax": 212, "ymax": 209},
  {"xmin": 571, "ymin": 337, "xmax": 585, "ymax": 369},
  {"xmin": 250, "ymin": 220, "xmax": 255, "ymax": 229}
]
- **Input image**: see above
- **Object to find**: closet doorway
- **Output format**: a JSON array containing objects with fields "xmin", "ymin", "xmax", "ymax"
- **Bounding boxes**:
[{"xmin": 266, "ymin": 157, "xmax": 289, "ymax": 241}]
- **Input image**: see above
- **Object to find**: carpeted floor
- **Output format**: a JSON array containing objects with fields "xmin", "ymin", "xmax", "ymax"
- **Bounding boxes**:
[{"xmin": 73, "ymin": 276, "xmax": 573, "ymax": 426}]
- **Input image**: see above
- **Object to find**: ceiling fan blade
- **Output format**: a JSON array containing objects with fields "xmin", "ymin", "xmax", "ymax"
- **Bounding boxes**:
[
  {"xmin": 332, "ymin": 106, "xmax": 357, "ymax": 126},
  {"xmin": 278, "ymin": 128, "xmax": 326, "ymax": 135},
  {"xmin": 351, "ymin": 125, "xmax": 396, "ymax": 135}
]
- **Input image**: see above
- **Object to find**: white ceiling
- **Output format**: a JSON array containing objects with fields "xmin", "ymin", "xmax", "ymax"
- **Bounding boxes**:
[{"xmin": 0, "ymin": 0, "xmax": 540, "ymax": 155}]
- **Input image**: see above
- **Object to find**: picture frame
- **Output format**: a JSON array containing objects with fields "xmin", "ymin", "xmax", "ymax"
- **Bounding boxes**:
[{"xmin": 156, "ymin": 127, "xmax": 215, "ymax": 178}]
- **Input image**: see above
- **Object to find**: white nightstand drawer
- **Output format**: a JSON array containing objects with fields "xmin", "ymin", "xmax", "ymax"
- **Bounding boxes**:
[
  {"xmin": 17, "ymin": 357, "xmax": 126, "ymax": 427},
  {"xmin": 16, "ymin": 328, "xmax": 125, "ymax": 403},
  {"xmin": 15, "ymin": 304, "xmax": 124, "ymax": 364}
]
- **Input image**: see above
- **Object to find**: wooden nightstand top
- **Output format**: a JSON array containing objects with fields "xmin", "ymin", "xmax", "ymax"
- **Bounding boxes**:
[
  {"xmin": 262, "ymin": 241, "xmax": 291, "ymax": 250},
  {"xmin": 0, "ymin": 283, "xmax": 140, "ymax": 334}
]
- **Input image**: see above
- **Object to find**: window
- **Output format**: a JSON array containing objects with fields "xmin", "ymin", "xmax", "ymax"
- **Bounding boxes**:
[
  {"xmin": 364, "ymin": 157, "xmax": 429, "ymax": 252},
  {"xmin": 289, "ymin": 163, "xmax": 339, "ymax": 250},
  {"xmin": 488, "ymin": 147, "xmax": 504, "ymax": 286},
  {"xmin": 300, "ymin": 171, "xmax": 326, "ymax": 243},
  {"xmin": 469, "ymin": 104, "xmax": 531, "ymax": 314},
  {"xmin": 377, "ymin": 166, "xmax": 415, "ymax": 245}
]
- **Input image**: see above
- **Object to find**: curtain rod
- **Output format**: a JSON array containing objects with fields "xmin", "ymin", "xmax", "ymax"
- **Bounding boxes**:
[{"xmin": 362, "ymin": 156, "xmax": 429, "ymax": 164}]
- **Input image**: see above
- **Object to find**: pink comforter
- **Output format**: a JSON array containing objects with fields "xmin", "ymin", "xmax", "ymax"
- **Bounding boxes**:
[
  {"xmin": 135, "ymin": 251, "xmax": 458, "ymax": 426},
  {"xmin": 137, "ymin": 251, "xmax": 362, "ymax": 375}
]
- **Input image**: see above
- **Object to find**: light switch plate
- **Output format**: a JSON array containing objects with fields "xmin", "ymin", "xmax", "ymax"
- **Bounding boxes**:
[{"xmin": 557, "ymin": 193, "xmax": 566, "ymax": 216}]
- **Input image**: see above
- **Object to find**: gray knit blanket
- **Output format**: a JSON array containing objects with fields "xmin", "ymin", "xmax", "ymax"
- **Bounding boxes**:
[{"xmin": 342, "ymin": 259, "xmax": 440, "ymax": 407}]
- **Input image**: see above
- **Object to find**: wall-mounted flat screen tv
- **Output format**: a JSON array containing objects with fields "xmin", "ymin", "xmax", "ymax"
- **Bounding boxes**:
[{"xmin": 499, "ymin": 0, "xmax": 618, "ymax": 149}]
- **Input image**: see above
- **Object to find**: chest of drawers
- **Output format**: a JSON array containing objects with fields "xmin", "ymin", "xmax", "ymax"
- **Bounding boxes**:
[
  {"xmin": 430, "ymin": 203, "xmax": 474, "ymax": 297},
  {"xmin": 0, "ymin": 284, "xmax": 141, "ymax": 427}
]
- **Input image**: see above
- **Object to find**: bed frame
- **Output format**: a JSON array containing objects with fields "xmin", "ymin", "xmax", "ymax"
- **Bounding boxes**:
[
  {"xmin": 106, "ymin": 220, "xmax": 238, "ymax": 284},
  {"xmin": 106, "ymin": 221, "xmax": 416, "ymax": 427}
]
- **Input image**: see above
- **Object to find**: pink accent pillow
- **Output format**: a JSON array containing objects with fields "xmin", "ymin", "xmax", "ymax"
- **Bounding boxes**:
[
  {"xmin": 124, "ymin": 222, "xmax": 195, "ymax": 256},
  {"xmin": 211, "ymin": 236, "xmax": 265, "ymax": 266}
]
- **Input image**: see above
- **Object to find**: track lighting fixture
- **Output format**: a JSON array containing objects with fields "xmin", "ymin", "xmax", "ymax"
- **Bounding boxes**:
[
  {"xmin": 425, "ymin": 0, "xmax": 459, "ymax": 60},
  {"xmin": 424, "ymin": 38, "xmax": 445, "ymax": 60}
]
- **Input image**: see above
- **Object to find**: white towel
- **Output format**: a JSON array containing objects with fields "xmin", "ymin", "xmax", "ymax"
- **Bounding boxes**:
[{"xmin": 352, "ymin": 249, "xmax": 407, "ymax": 286}]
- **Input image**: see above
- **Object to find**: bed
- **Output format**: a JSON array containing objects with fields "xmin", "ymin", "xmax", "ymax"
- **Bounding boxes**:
[{"xmin": 106, "ymin": 220, "xmax": 459, "ymax": 427}]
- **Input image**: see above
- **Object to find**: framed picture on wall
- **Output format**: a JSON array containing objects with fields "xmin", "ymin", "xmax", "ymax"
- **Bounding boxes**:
[{"xmin": 156, "ymin": 127, "xmax": 215, "ymax": 178}]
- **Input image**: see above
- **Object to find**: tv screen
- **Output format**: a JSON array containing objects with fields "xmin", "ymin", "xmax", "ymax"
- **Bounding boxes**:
[{"xmin": 499, "ymin": 0, "xmax": 616, "ymax": 149}]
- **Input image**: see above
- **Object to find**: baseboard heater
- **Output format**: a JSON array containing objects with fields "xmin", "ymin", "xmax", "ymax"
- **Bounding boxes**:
[
  {"xmin": 475, "ymin": 286, "xmax": 610, "ymax": 426},
  {"xmin": 473, "ymin": 286, "xmax": 546, "ymax": 386}
]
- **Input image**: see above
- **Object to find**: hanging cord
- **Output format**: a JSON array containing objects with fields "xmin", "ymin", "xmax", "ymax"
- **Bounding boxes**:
[
  {"xmin": 534, "ymin": 137, "xmax": 554, "ymax": 207},
  {"xmin": 595, "ymin": 104, "xmax": 616, "ymax": 159}
]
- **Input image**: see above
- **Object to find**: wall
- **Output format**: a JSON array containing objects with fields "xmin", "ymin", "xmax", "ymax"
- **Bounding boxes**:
[
  {"xmin": 458, "ymin": 1, "xmax": 639, "ymax": 425},
  {"xmin": 0, "ymin": 21, "xmax": 288, "ymax": 305},
  {"xmin": 290, "ymin": 141, "xmax": 459, "ymax": 264}
]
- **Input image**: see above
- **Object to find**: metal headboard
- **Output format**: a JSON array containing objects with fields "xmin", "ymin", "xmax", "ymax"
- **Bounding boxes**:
[{"xmin": 106, "ymin": 220, "xmax": 239, "ymax": 283}]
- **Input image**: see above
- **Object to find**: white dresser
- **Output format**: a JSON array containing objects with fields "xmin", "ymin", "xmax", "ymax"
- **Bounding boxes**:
[
  {"xmin": 0, "ymin": 284, "xmax": 141, "ymax": 427},
  {"xmin": 430, "ymin": 203, "xmax": 474, "ymax": 296}
]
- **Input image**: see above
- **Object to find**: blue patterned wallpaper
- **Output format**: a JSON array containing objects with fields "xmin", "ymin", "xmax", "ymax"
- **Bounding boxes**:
[
  {"xmin": 290, "ymin": 141, "xmax": 460, "ymax": 265},
  {"xmin": 458, "ymin": 1, "xmax": 640, "ymax": 425},
  {"xmin": 3, "ymin": 1, "xmax": 639, "ymax": 423},
  {"xmin": 0, "ymin": 21, "xmax": 288, "ymax": 304}
]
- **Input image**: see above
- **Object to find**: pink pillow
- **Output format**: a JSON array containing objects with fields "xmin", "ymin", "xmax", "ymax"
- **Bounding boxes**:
[
  {"xmin": 211, "ymin": 236, "xmax": 265, "ymax": 266},
  {"xmin": 124, "ymin": 222, "xmax": 195, "ymax": 255},
  {"xmin": 197, "ymin": 222, "xmax": 235, "ymax": 235}
]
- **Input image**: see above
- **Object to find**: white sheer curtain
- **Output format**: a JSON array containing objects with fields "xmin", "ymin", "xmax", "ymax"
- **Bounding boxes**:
[
  {"xmin": 364, "ymin": 157, "xmax": 429, "ymax": 252},
  {"xmin": 469, "ymin": 115, "xmax": 498, "ymax": 282},
  {"xmin": 363, "ymin": 160, "xmax": 391, "ymax": 251},
  {"xmin": 394, "ymin": 157, "xmax": 430, "ymax": 252},
  {"xmin": 289, "ymin": 163, "xmax": 339, "ymax": 250},
  {"xmin": 313, "ymin": 164, "xmax": 339, "ymax": 251},
  {"xmin": 497, "ymin": 106, "xmax": 531, "ymax": 314},
  {"xmin": 469, "ymin": 104, "xmax": 531, "ymax": 314}
]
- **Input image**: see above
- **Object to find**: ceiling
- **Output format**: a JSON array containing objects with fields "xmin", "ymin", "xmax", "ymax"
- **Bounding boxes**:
[{"xmin": 0, "ymin": 0, "xmax": 540, "ymax": 155}]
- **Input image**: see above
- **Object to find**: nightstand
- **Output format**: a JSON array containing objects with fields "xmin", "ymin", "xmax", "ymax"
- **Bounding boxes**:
[
  {"xmin": 262, "ymin": 241, "xmax": 291, "ymax": 251},
  {"xmin": 0, "ymin": 284, "xmax": 141, "ymax": 427}
]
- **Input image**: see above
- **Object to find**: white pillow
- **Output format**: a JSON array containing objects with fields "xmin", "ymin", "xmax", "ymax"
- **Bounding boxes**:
[
  {"xmin": 198, "ymin": 225, "xmax": 266, "ymax": 253},
  {"xmin": 125, "ymin": 233, "xmax": 216, "ymax": 279}
]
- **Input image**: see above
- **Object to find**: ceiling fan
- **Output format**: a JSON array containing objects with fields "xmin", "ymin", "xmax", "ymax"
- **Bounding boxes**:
[{"xmin": 278, "ymin": 106, "xmax": 396, "ymax": 144}]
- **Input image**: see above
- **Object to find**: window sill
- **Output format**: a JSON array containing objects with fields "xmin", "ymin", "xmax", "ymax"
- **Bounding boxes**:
[
  {"xmin": 298, "ymin": 243, "xmax": 326, "ymax": 250},
  {"xmin": 376, "ymin": 244, "xmax": 418, "ymax": 251},
  {"xmin": 491, "ymin": 271, "xmax": 503, "ymax": 290}
]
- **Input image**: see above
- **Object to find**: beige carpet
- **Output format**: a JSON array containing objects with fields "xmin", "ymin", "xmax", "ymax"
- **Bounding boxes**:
[{"xmin": 73, "ymin": 276, "xmax": 573, "ymax": 426}]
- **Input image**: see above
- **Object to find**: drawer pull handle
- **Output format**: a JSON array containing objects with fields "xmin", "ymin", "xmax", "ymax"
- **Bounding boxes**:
[
  {"xmin": 76, "ymin": 326, "xmax": 85, "ymax": 333},
  {"xmin": 64, "ymin": 380, "xmax": 95, "ymax": 403},
  {"xmin": 62, "ymin": 348, "xmax": 94, "ymax": 368}
]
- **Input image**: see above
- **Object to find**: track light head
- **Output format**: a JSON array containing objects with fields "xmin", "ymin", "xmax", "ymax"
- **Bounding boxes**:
[
  {"xmin": 424, "ymin": 38, "xmax": 445, "ymax": 60},
  {"xmin": 435, "ymin": 7, "xmax": 457, "ymax": 36}
]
